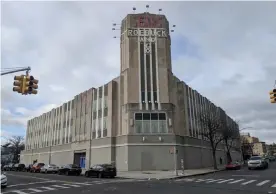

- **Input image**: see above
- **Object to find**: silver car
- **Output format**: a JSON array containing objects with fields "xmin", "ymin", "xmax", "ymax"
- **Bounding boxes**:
[
  {"xmin": 248, "ymin": 156, "xmax": 268, "ymax": 170},
  {"xmin": 1, "ymin": 171, "xmax": 7, "ymax": 188},
  {"xmin": 40, "ymin": 164, "xmax": 59, "ymax": 173}
]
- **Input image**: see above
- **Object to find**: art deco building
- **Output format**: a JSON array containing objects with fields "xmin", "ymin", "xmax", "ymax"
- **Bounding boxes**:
[{"xmin": 20, "ymin": 12, "xmax": 241, "ymax": 171}]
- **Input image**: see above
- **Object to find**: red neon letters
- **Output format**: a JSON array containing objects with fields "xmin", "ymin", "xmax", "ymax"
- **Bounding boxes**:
[{"xmin": 136, "ymin": 15, "xmax": 162, "ymax": 28}]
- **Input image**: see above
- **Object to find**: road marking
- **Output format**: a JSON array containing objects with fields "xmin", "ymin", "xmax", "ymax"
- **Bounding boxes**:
[
  {"xmin": 73, "ymin": 182, "xmax": 93, "ymax": 185},
  {"xmin": 3, "ymin": 191, "xmax": 29, "ymax": 194},
  {"xmin": 62, "ymin": 183, "xmax": 81, "ymax": 187},
  {"xmin": 228, "ymin": 179, "xmax": 245, "ymax": 184},
  {"xmin": 217, "ymin": 179, "xmax": 234, "ymax": 183},
  {"xmin": 8, "ymin": 180, "xmax": 56, "ymax": 187},
  {"xmin": 232, "ymin": 175, "xmax": 260, "ymax": 178},
  {"xmin": 206, "ymin": 179, "xmax": 224, "ymax": 183},
  {"xmin": 51, "ymin": 185, "xmax": 70, "ymax": 188},
  {"xmin": 256, "ymin": 180, "xmax": 270, "ymax": 186},
  {"xmin": 195, "ymin": 179, "xmax": 205, "ymax": 182},
  {"xmin": 177, "ymin": 178, "xmax": 194, "ymax": 182},
  {"xmin": 40, "ymin": 186, "xmax": 56, "ymax": 190},
  {"xmin": 241, "ymin": 180, "xmax": 257, "ymax": 185},
  {"xmin": 271, "ymin": 183, "xmax": 276, "ymax": 188},
  {"xmin": 6, "ymin": 174, "xmax": 51, "ymax": 181},
  {"xmin": 28, "ymin": 188, "xmax": 44, "ymax": 192}
]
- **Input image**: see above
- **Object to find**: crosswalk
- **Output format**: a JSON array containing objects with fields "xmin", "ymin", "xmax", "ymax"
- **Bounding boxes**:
[
  {"xmin": 2, "ymin": 179, "xmax": 145, "ymax": 194},
  {"xmin": 175, "ymin": 178, "xmax": 276, "ymax": 188}
]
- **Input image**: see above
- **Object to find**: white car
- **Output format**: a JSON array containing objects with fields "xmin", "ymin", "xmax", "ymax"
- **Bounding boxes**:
[
  {"xmin": 1, "ymin": 171, "xmax": 7, "ymax": 188},
  {"xmin": 248, "ymin": 156, "xmax": 268, "ymax": 170},
  {"xmin": 40, "ymin": 164, "xmax": 59, "ymax": 173}
]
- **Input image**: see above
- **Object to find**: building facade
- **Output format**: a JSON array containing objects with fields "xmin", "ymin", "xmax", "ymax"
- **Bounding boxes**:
[
  {"xmin": 20, "ymin": 12, "xmax": 241, "ymax": 171},
  {"xmin": 253, "ymin": 142, "xmax": 267, "ymax": 156}
]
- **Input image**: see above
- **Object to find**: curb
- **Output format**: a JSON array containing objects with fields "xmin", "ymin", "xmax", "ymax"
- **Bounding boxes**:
[
  {"xmin": 117, "ymin": 168, "xmax": 226, "ymax": 181},
  {"xmin": 164, "ymin": 168, "xmax": 226, "ymax": 180}
]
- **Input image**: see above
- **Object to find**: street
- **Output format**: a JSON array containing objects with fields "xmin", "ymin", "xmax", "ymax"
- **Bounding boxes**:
[{"xmin": 2, "ymin": 162, "xmax": 276, "ymax": 194}]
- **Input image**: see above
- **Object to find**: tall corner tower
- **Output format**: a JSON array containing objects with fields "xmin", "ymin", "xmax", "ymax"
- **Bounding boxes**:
[{"xmin": 120, "ymin": 12, "xmax": 173, "ymax": 111}]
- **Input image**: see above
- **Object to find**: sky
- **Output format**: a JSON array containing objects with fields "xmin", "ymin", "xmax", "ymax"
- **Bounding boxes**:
[{"xmin": 1, "ymin": 1, "xmax": 276, "ymax": 144}]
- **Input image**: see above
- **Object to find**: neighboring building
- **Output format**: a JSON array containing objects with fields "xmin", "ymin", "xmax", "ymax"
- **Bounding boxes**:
[
  {"xmin": 241, "ymin": 133, "xmax": 259, "ymax": 144},
  {"xmin": 253, "ymin": 142, "xmax": 267, "ymax": 156},
  {"xmin": 20, "ymin": 12, "xmax": 241, "ymax": 171},
  {"xmin": 266, "ymin": 143, "xmax": 276, "ymax": 155}
]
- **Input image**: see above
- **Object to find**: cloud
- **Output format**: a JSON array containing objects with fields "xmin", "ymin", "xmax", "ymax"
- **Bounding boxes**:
[
  {"xmin": 49, "ymin": 85, "xmax": 66, "ymax": 92},
  {"xmin": 1, "ymin": 1, "xmax": 276, "ymax": 144}
]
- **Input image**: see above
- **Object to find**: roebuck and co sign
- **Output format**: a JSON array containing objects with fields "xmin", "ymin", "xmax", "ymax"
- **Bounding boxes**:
[
  {"xmin": 127, "ymin": 28, "xmax": 167, "ymax": 42},
  {"xmin": 127, "ymin": 28, "xmax": 167, "ymax": 37}
]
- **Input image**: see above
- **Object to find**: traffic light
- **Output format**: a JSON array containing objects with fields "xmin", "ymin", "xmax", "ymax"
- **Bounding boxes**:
[
  {"xmin": 270, "ymin": 89, "xmax": 276, "ymax": 103},
  {"xmin": 13, "ymin": 75, "xmax": 24, "ymax": 93},
  {"xmin": 24, "ymin": 75, "xmax": 39, "ymax": 95}
]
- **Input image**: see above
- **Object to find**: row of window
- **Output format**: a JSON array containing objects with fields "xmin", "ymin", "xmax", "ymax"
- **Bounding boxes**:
[
  {"xmin": 134, "ymin": 113, "xmax": 168, "ymax": 133},
  {"xmin": 92, "ymin": 117, "xmax": 108, "ymax": 131},
  {"xmin": 26, "ymin": 113, "xmax": 169, "ymax": 149},
  {"xmin": 92, "ymin": 97, "xmax": 108, "ymax": 111},
  {"xmin": 135, "ymin": 113, "xmax": 166, "ymax": 120}
]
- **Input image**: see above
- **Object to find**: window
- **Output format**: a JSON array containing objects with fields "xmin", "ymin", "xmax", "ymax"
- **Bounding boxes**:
[
  {"xmin": 151, "ymin": 113, "xmax": 158, "ymax": 133},
  {"xmin": 104, "ymin": 97, "xmax": 108, "ymax": 108},
  {"xmin": 98, "ymin": 98, "xmax": 102, "ymax": 110},
  {"xmin": 103, "ymin": 117, "xmax": 107, "ymax": 129},
  {"xmin": 134, "ymin": 113, "xmax": 167, "ymax": 134},
  {"xmin": 92, "ymin": 100, "xmax": 97, "ymax": 111}
]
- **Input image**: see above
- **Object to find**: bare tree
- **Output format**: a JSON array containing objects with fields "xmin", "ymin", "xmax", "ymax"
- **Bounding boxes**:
[
  {"xmin": 1, "ymin": 136, "xmax": 25, "ymax": 163},
  {"xmin": 240, "ymin": 136, "xmax": 254, "ymax": 161},
  {"xmin": 222, "ymin": 122, "xmax": 240, "ymax": 163},
  {"xmin": 198, "ymin": 111, "xmax": 224, "ymax": 170}
]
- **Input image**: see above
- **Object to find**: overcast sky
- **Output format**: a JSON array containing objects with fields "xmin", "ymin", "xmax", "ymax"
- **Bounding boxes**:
[{"xmin": 1, "ymin": 1, "xmax": 276, "ymax": 144}]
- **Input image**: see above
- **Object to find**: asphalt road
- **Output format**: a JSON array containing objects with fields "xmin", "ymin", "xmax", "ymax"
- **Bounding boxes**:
[{"xmin": 2, "ymin": 162, "xmax": 276, "ymax": 194}]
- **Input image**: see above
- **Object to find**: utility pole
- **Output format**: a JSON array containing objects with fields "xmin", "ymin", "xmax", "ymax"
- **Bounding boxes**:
[{"xmin": 49, "ymin": 145, "xmax": 52, "ymax": 164}]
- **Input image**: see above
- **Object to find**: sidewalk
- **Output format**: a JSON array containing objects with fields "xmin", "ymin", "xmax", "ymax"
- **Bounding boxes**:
[{"xmin": 117, "ymin": 166, "xmax": 226, "ymax": 180}]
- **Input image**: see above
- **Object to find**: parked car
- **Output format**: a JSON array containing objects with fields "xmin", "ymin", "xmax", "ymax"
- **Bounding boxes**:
[
  {"xmin": 248, "ymin": 156, "xmax": 268, "ymax": 170},
  {"xmin": 30, "ymin": 163, "xmax": 45, "ymax": 173},
  {"xmin": 269, "ymin": 156, "xmax": 276, "ymax": 162},
  {"xmin": 24, "ymin": 164, "xmax": 33, "ymax": 172},
  {"xmin": 2, "ymin": 165, "xmax": 9, "ymax": 171},
  {"xmin": 40, "ymin": 164, "xmax": 59, "ymax": 174},
  {"xmin": 12, "ymin": 164, "xmax": 25, "ymax": 171},
  {"xmin": 225, "ymin": 161, "xmax": 241, "ymax": 170},
  {"xmin": 84, "ymin": 164, "xmax": 117, "ymax": 178},
  {"xmin": 1, "ymin": 171, "xmax": 7, "ymax": 188},
  {"xmin": 58, "ymin": 164, "xmax": 81, "ymax": 176},
  {"xmin": 5, "ymin": 164, "xmax": 15, "ymax": 171}
]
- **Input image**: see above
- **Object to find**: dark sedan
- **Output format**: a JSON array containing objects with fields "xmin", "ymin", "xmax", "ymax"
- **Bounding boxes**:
[
  {"xmin": 12, "ymin": 164, "xmax": 25, "ymax": 171},
  {"xmin": 58, "ymin": 164, "xmax": 81, "ymax": 176},
  {"xmin": 24, "ymin": 164, "xmax": 33, "ymax": 172},
  {"xmin": 85, "ymin": 164, "xmax": 116, "ymax": 178}
]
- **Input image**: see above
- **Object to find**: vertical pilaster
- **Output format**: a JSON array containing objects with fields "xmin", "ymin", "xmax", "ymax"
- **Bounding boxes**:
[
  {"xmin": 144, "ymin": 35, "xmax": 148, "ymax": 110},
  {"xmin": 149, "ymin": 42, "xmax": 154, "ymax": 110},
  {"xmin": 155, "ymin": 30, "xmax": 161, "ymax": 110},
  {"xmin": 138, "ymin": 31, "xmax": 142, "ymax": 110},
  {"xmin": 101, "ymin": 86, "xmax": 104, "ymax": 137},
  {"xmin": 96, "ymin": 87, "xmax": 99, "ymax": 138}
]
